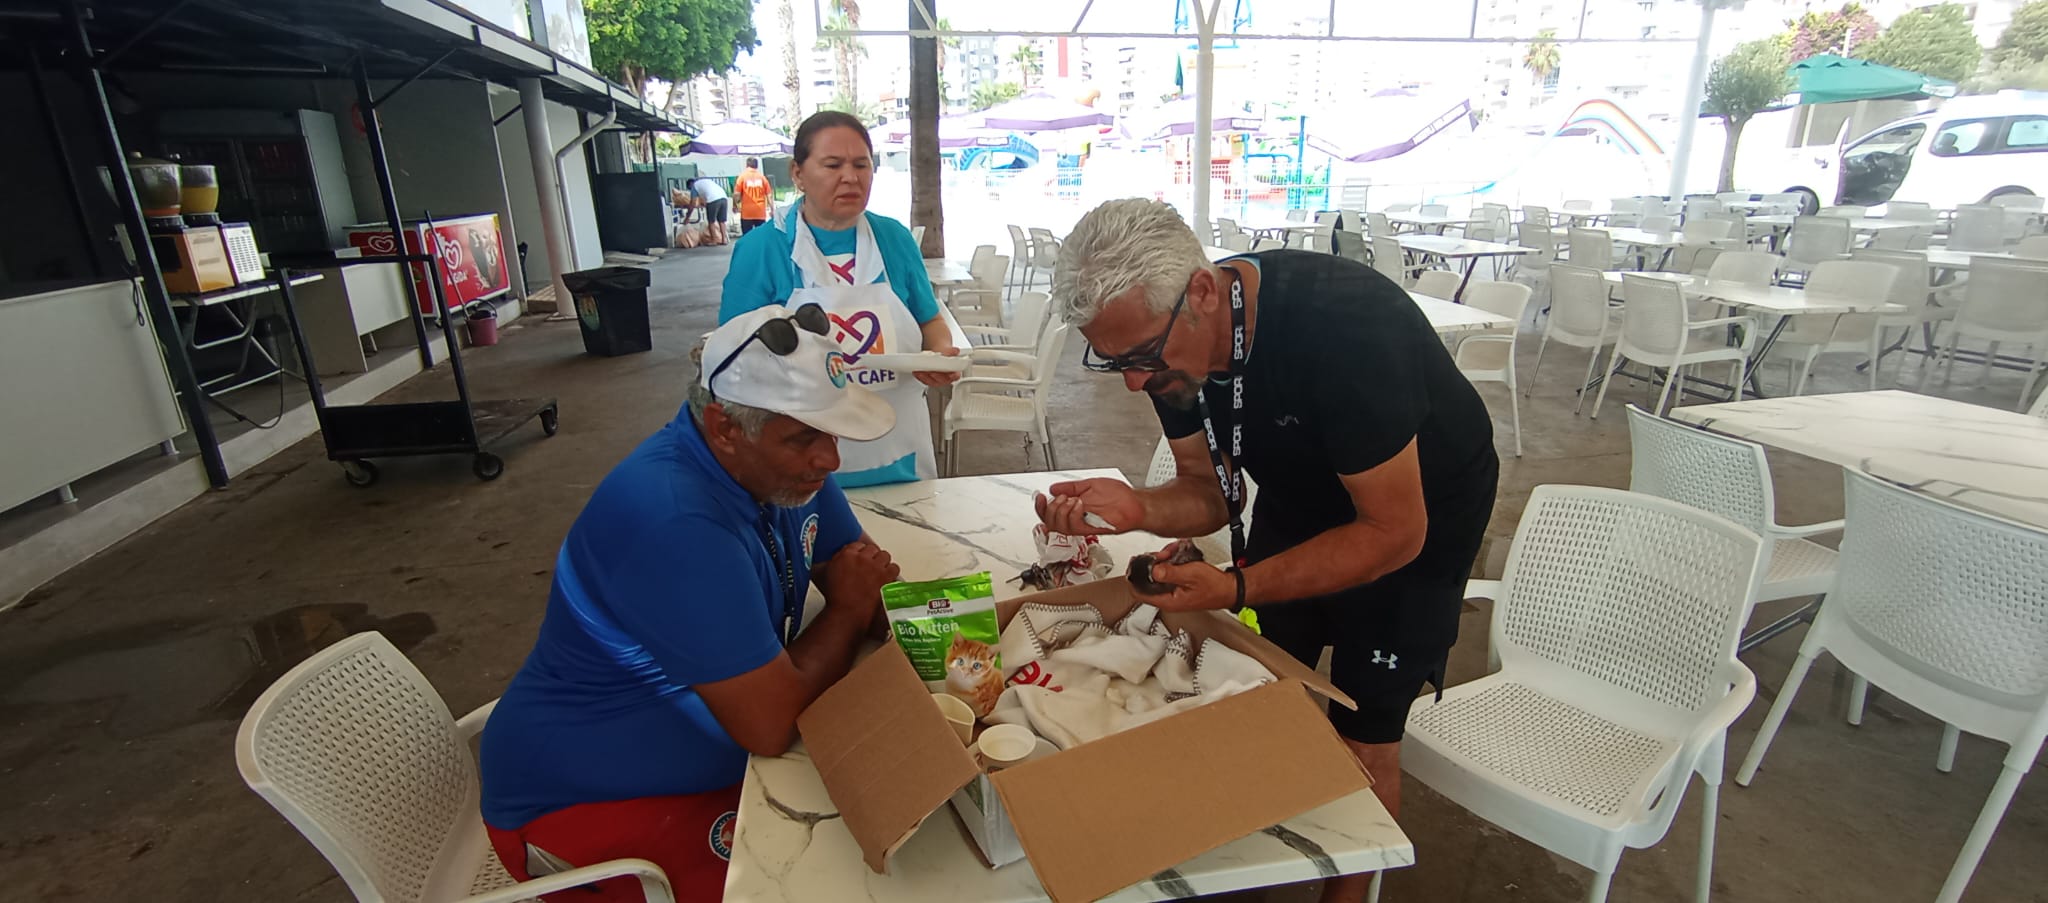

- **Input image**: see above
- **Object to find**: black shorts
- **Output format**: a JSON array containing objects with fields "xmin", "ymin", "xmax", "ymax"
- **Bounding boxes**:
[
  {"xmin": 740, "ymin": 218, "xmax": 766, "ymax": 235},
  {"xmin": 706, "ymin": 198, "xmax": 729, "ymax": 222},
  {"xmin": 1249, "ymin": 484, "xmax": 1495, "ymax": 744}
]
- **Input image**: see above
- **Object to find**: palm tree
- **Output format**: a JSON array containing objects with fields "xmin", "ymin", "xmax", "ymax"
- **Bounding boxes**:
[
  {"xmin": 834, "ymin": 0, "xmax": 864, "ymax": 102},
  {"xmin": 1010, "ymin": 42, "xmax": 1043, "ymax": 89},
  {"xmin": 816, "ymin": 13, "xmax": 867, "ymax": 110},
  {"xmin": 1523, "ymin": 28, "xmax": 1562, "ymax": 87},
  {"xmin": 935, "ymin": 16, "xmax": 960, "ymax": 104},
  {"xmin": 910, "ymin": 0, "xmax": 944, "ymax": 255},
  {"xmin": 780, "ymin": 0, "xmax": 801, "ymax": 129}
]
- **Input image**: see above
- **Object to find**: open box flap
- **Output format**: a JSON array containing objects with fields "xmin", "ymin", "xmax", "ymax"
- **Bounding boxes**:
[
  {"xmin": 987, "ymin": 679, "xmax": 1373, "ymax": 903},
  {"xmin": 995, "ymin": 580, "xmax": 1357, "ymax": 710},
  {"xmin": 796, "ymin": 643, "xmax": 981, "ymax": 874}
]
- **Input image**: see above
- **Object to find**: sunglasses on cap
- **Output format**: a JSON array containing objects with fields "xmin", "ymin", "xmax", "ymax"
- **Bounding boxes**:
[
  {"xmin": 1080, "ymin": 289, "xmax": 1188, "ymax": 373},
  {"xmin": 708, "ymin": 302, "xmax": 831, "ymax": 393}
]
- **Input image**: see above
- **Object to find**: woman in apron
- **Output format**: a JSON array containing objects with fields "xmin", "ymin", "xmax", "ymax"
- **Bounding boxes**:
[{"xmin": 720, "ymin": 111, "xmax": 962, "ymax": 488}]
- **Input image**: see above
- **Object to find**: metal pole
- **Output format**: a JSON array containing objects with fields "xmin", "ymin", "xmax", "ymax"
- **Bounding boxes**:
[
  {"xmin": 64, "ymin": 0, "xmax": 229, "ymax": 488},
  {"xmin": 519, "ymin": 77, "xmax": 574, "ymax": 311},
  {"xmin": 1667, "ymin": 0, "xmax": 1719, "ymax": 199},
  {"xmin": 353, "ymin": 57, "xmax": 437, "ymax": 367},
  {"xmin": 1191, "ymin": 0, "xmax": 1219, "ymax": 236}
]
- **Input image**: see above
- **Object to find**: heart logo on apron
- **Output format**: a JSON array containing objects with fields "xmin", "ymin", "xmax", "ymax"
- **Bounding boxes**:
[{"xmin": 828, "ymin": 310, "xmax": 886, "ymax": 358}]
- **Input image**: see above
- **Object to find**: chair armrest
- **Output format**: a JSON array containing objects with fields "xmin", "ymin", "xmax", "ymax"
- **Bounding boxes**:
[
  {"xmin": 1774, "ymin": 518, "xmax": 1844, "ymax": 539},
  {"xmin": 969, "ymin": 349, "xmax": 1036, "ymax": 366},
  {"xmin": 956, "ymin": 376, "xmax": 1038, "ymax": 390},
  {"xmin": 1463, "ymin": 578, "xmax": 1501, "ymax": 602},
  {"xmin": 464, "ymin": 858, "xmax": 673, "ymax": 903},
  {"xmin": 1689, "ymin": 315, "xmax": 1752, "ymax": 330},
  {"xmin": 948, "ymin": 288, "xmax": 1000, "ymax": 306},
  {"xmin": 1650, "ymin": 661, "xmax": 1757, "ymax": 818},
  {"xmin": 455, "ymin": 699, "xmax": 498, "ymax": 740},
  {"xmin": 971, "ymin": 342, "xmax": 1034, "ymax": 354}
]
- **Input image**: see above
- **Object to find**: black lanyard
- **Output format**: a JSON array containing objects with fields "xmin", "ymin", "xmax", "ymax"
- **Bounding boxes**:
[
  {"xmin": 757, "ymin": 506, "xmax": 802, "ymax": 647},
  {"xmin": 1195, "ymin": 269, "xmax": 1249, "ymax": 569}
]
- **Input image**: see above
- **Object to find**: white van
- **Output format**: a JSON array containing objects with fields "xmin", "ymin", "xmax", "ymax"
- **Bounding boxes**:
[{"xmin": 1834, "ymin": 92, "xmax": 2048, "ymax": 210}]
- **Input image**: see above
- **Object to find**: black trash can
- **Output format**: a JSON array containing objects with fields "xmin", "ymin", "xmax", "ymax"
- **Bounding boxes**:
[{"xmin": 564, "ymin": 266, "xmax": 653, "ymax": 356}]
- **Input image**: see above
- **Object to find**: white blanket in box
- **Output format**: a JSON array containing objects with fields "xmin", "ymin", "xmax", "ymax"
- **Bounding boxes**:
[{"xmin": 982, "ymin": 602, "xmax": 1275, "ymax": 750}]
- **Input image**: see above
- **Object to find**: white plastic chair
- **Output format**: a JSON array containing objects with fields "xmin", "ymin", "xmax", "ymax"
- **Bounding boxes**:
[
  {"xmin": 1529, "ymin": 264, "xmax": 1623, "ymax": 415},
  {"xmin": 1737, "ymin": 470, "xmax": 2048, "ymax": 903},
  {"xmin": 1215, "ymin": 217, "xmax": 1240, "ymax": 242},
  {"xmin": 1639, "ymin": 213, "xmax": 1677, "ymax": 234},
  {"xmin": 1714, "ymin": 191, "xmax": 1750, "ymax": 206},
  {"xmin": 1566, "ymin": 226, "xmax": 1615, "ymax": 272},
  {"xmin": 1990, "ymin": 194, "xmax": 2045, "ymax": 241},
  {"xmin": 1406, "ymin": 484, "xmax": 1763, "ymax": 903},
  {"xmin": 1921, "ymin": 257, "xmax": 2048, "ymax": 405},
  {"xmin": 963, "ymin": 289, "xmax": 1050, "ymax": 353},
  {"xmin": 1219, "ymin": 231, "xmax": 1253, "ymax": 252},
  {"xmin": 1025, "ymin": 227, "xmax": 1060, "ymax": 293},
  {"xmin": 1367, "ymin": 211, "xmax": 1394, "ymax": 238},
  {"xmin": 1781, "ymin": 216, "xmax": 1852, "ymax": 281},
  {"xmin": 942, "ymin": 320, "xmax": 1070, "ymax": 474},
  {"xmin": 1251, "ymin": 237, "xmax": 1285, "ymax": 252},
  {"xmin": 1704, "ymin": 251, "xmax": 1781, "ymax": 286},
  {"xmin": 1512, "ymin": 220, "xmax": 1563, "ymax": 309},
  {"xmin": 1454, "ymin": 281, "xmax": 1533, "ymax": 456},
  {"xmin": 1372, "ymin": 235, "xmax": 1422, "ymax": 287},
  {"xmin": 1285, "ymin": 208, "xmax": 1309, "ymax": 223},
  {"xmin": 947, "ymin": 254, "xmax": 1009, "ymax": 330},
  {"xmin": 1683, "ymin": 196, "xmax": 1725, "ymax": 222},
  {"xmin": 1592, "ymin": 275, "xmax": 1753, "ymax": 417},
  {"xmin": 1854, "ymin": 249, "xmax": 1952, "ymax": 387},
  {"xmin": 1886, "ymin": 200, "xmax": 1938, "ymax": 222},
  {"xmin": 237, "ymin": 632, "xmax": 674, "ymax": 903},
  {"xmin": 1006, "ymin": 224, "xmax": 1033, "ymax": 295},
  {"xmin": 1607, "ymin": 197, "xmax": 1642, "ymax": 228},
  {"xmin": 1765, "ymin": 259, "xmax": 1901, "ymax": 395},
  {"xmin": 1816, "ymin": 205, "xmax": 1867, "ymax": 219},
  {"xmin": 1626, "ymin": 405, "xmax": 1842, "ymax": 633},
  {"xmin": 2030, "ymin": 385, "xmax": 2048, "ymax": 419},
  {"xmin": 2015, "ymin": 235, "xmax": 2048, "ymax": 258},
  {"xmin": 1866, "ymin": 224, "xmax": 1932, "ymax": 250},
  {"xmin": 1144, "ymin": 438, "xmax": 1258, "ymax": 554},
  {"xmin": 1948, "ymin": 205, "xmax": 2007, "ymax": 252},
  {"xmin": 1412, "ymin": 268, "xmax": 1463, "ymax": 299}
]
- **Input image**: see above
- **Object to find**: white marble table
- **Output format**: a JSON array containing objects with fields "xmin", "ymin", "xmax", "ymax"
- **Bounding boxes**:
[
  {"xmin": 1921, "ymin": 248, "xmax": 2045, "ymax": 270},
  {"xmin": 1750, "ymin": 214, "xmax": 1925, "ymax": 234},
  {"xmin": 925, "ymin": 259, "xmax": 976, "ymax": 288},
  {"xmin": 1584, "ymin": 226, "xmax": 1686, "ymax": 248},
  {"xmin": 723, "ymin": 470, "xmax": 1417, "ymax": 902},
  {"xmin": 1409, "ymin": 292, "xmax": 1518, "ymax": 335},
  {"xmin": 1688, "ymin": 279, "xmax": 1902, "ymax": 317},
  {"xmin": 1387, "ymin": 211, "xmax": 1481, "ymax": 233},
  {"xmin": 1398, "ymin": 235, "xmax": 1534, "ymax": 299},
  {"xmin": 1671, "ymin": 391, "xmax": 2048, "ymax": 530}
]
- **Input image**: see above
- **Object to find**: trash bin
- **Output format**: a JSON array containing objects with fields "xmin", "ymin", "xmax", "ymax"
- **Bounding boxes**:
[{"xmin": 563, "ymin": 266, "xmax": 653, "ymax": 356}]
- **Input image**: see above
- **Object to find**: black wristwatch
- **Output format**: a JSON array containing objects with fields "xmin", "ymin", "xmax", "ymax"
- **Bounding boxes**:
[{"xmin": 1228, "ymin": 566, "xmax": 1247, "ymax": 611}]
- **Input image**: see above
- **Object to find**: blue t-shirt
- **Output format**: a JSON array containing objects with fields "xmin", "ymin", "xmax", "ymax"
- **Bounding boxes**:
[
  {"xmin": 719, "ymin": 203, "xmax": 942, "ymax": 487},
  {"xmin": 479, "ymin": 408, "xmax": 862, "ymax": 829}
]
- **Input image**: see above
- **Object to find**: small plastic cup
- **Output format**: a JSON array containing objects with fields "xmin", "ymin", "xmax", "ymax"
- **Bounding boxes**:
[
  {"xmin": 976, "ymin": 724, "xmax": 1038, "ymax": 770},
  {"xmin": 933, "ymin": 692, "xmax": 974, "ymax": 746}
]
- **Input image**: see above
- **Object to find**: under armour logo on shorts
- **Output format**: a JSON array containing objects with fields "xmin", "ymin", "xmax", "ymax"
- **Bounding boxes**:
[{"xmin": 1371, "ymin": 650, "xmax": 1398, "ymax": 670}]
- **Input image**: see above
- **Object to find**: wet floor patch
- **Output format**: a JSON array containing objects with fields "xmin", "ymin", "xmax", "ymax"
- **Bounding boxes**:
[{"xmin": 0, "ymin": 603, "xmax": 435, "ymax": 740}]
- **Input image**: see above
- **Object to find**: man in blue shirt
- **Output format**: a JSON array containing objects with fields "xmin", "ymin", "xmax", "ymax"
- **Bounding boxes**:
[{"xmin": 481, "ymin": 303, "xmax": 902, "ymax": 901}]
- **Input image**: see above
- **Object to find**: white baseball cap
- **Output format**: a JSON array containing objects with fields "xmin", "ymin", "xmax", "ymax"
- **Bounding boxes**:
[{"xmin": 700, "ymin": 304, "xmax": 896, "ymax": 441}]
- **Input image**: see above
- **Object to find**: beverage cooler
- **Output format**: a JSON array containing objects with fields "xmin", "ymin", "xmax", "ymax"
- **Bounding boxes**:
[{"xmin": 345, "ymin": 214, "xmax": 510, "ymax": 314}]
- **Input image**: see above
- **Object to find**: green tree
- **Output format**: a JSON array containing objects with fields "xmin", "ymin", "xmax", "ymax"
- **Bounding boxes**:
[
  {"xmin": 969, "ymin": 81, "xmax": 1023, "ymax": 111},
  {"xmin": 779, "ymin": 0, "xmax": 802, "ymax": 129},
  {"xmin": 587, "ymin": 0, "xmax": 759, "ymax": 95},
  {"xmin": 816, "ymin": 11, "xmax": 868, "ymax": 106},
  {"xmin": 1857, "ymin": 4, "xmax": 1983, "ymax": 83},
  {"xmin": 1010, "ymin": 43, "xmax": 1043, "ymax": 88},
  {"xmin": 1786, "ymin": 3, "xmax": 1879, "ymax": 61},
  {"xmin": 1523, "ymin": 27, "xmax": 1561, "ymax": 86},
  {"xmin": 820, "ymin": 92, "xmax": 877, "ymax": 124},
  {"xmin": 1979, "ymin": 0, "xmax": 2048, "ymax": 89},
  {"xmin": 1705, "ymin": 38, "xmax": 1796, "ymax": 192}
]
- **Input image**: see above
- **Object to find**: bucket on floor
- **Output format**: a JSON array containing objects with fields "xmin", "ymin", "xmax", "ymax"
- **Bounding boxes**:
[{"xmin": 466, "ymin": 303, "xmax": 500, "ymax": 346}]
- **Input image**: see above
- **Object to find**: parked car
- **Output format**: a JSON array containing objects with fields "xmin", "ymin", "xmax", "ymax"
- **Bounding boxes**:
[{"xmin": 1834, "ymin": 92, "xmax": 2048, "ymax": 211}]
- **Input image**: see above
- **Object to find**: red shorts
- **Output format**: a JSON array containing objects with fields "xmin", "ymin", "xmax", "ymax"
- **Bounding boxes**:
[{"xmin": 486, "ymin": 786, "xmax": 742, "ymax": 902}]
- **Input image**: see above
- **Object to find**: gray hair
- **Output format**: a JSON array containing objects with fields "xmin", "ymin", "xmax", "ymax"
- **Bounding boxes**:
[
  {"xmin": 688, "ymin": 338, "xmax": 776, "ymax": 439},
  {"xmin": 1052, "ymin": 198, "xmax": 1214, "ymax": 327}
]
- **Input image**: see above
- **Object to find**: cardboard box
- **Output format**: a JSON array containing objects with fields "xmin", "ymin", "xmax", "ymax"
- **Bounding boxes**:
[{"xmin": 796, "ymin": 579, "xmax": 1372, "ymax": 903}]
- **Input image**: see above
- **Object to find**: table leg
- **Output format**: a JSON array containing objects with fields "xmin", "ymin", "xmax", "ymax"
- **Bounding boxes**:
[
  {"xmin": 1454, "ymin": 258, "xmax": 1477, "ymax": 302},
  {"xmin": 1742, "ymin": 315, "xmax": 1793, "ymax": 399}
]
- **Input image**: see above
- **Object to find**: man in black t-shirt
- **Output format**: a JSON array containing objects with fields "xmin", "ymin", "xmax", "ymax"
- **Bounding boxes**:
[{"xmin": 1038, "ymin": 200, "xmax": 1497, "ymax": 899}]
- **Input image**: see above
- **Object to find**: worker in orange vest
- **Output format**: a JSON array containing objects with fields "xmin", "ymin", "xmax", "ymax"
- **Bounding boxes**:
[{"xmin": 735, "ymin": 157, "xmax": 773, "ymax": 236}]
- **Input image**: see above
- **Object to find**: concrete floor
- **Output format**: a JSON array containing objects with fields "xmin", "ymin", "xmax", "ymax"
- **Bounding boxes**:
[{"xmin": 3, "ymin": 243, "xmax": 2045, "ymax": 903}]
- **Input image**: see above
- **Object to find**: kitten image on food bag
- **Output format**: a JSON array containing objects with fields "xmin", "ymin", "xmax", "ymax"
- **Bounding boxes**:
[{"xmin": 944, "ymin": 634, "xmax": 1004, "ymax": 718}]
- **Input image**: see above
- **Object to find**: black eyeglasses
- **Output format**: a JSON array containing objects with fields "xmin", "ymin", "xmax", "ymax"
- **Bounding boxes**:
[
  {"xmin": 1081, "ymin": 290, "xmax": 1188, "ymax": 373},
  {"xmin": 708, "ymin": 302, "xmax": 831, "ymax": 392}
]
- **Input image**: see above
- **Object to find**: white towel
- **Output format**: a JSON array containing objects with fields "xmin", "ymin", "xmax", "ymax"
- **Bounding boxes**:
[{"xmin": 985, "ymin": 602, "xmax": 1275, "ymax": 750}]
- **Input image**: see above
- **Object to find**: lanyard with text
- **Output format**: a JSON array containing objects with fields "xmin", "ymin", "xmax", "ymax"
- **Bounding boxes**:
[
  {"xmin": 1195, "ymin": 269, "xmax": 1248, "ymax": 570},
  {"xmin": 757, "ymin": 506, "xmax": 802, "ymax": 648}
]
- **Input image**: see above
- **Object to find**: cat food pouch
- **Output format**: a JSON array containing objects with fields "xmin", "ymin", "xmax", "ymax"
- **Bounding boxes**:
[{"xmin": 883, "ymin": 572, "xmax": 1001, "ymax": 716}]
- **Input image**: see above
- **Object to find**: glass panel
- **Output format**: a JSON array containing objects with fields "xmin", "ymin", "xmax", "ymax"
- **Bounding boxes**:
[
  {"xmin": 1838, "ymin": 123, "xmax": 1924, "ymax": 206},
  {"xmin": 1930, "ymin": 119, "xmax": 1993, "ymax": 157},
  {"xmin": 2003, "ymin": 116, "xmax": 2048, "ymax": 151}
]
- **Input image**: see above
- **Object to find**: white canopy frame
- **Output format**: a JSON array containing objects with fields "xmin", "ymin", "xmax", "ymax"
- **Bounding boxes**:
[{"xmin": 823, "ymin": 0, "xmax": 1709, "ymax": 234}]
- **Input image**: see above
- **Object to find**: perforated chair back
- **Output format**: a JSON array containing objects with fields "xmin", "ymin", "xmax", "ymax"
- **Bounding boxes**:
[
  {"xmin": 1706, "ymin": 251, "xmax": 1782, "ymax": 286},
  {"xmin": 1786, "ymin": 216, "xmax": 1852, "ymax": 267},
  {"xmin": 1640, "ymin": 214, "xmax": 1677, "ymax": 233},
  {"xmin": 1372, "ymin": 236, "xmax": 1407, "ymax": 284},
  {"xmin": 1958, "ymin": 258, "xmax": 2048, "ymax": 334},
  {"xmin": 1145, "ymin": 437, "xmax": 1178, "ymax": 487},
  {"xmin": 1625, "ymin": 406, "xmax": 1772, "ymax": 538},
  {"xmin": 969, "ymin": 244, "xmax": 996, "ymax": 272},
  {"xmin": 1368, "ymin": 212, "xmax": 1394, "ymax": 236},
  {"xmin": 1619, "ymin": 275, "xmax": 1690, "ymax": 357},
  {"xmin": 1887, "ymin": 201, "xmax": 1938, "ymax": 222},
  {"xmin": 1547, "ymin": 265, "xmax": 1611, "ymax": 342},
  {"xmin": 236, "ymin": 632, "xmax": 479, "ymax": 903},
  {"xmin": 1412, "ymin": 269, "xmax": 1462, "ymax": 299},
  {"xmin": 1950, "ymin": 205, "xmax": 2006, "ymax": 251},
  {"xmin": 1567, "ymin": 227, "xmax": 1614, "ymax": 271},
  {"xmin": 1494, "ymin": 485, "xmax": 1764, "ymax": 718}
]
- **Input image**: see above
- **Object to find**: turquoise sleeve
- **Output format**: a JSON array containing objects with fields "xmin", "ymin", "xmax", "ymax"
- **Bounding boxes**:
[
  {"xmin": 870, "ymin": 215, "xmax": 941, "ymax": 325},
  {"xmin": 718, "ymin": 227, "xmax": 795, "ymax": 324}
]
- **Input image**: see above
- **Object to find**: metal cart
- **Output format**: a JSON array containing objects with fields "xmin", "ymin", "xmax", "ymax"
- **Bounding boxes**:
[{"xmin": 269, "ymin": 258, "xmax": 556, "ymax": 487}]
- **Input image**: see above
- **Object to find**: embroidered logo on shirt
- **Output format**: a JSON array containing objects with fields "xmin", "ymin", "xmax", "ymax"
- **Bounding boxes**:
[
  {"xmin": 709, "ymin": 810, "xmax": 736, "ymax": 860},
  {"xmin": 1371, "ymin": 650, "xmax": 1399, "ymax": 670},
  {"xmin": 1274, "ymin": 414, "xmax": 1301, "ymax": 427},
  {"xmin": 828, "ymin": 257, "xmax": 858, "ymax": 284},
  {"xmin": 802, "ymin": 514, "xmax": 820, "ymax": 567}
]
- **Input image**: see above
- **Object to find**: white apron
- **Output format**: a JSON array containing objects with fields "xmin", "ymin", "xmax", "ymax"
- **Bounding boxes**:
[{"xmin": 781, "ymin": 203, "xmax": 934, "ymax": 486}]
